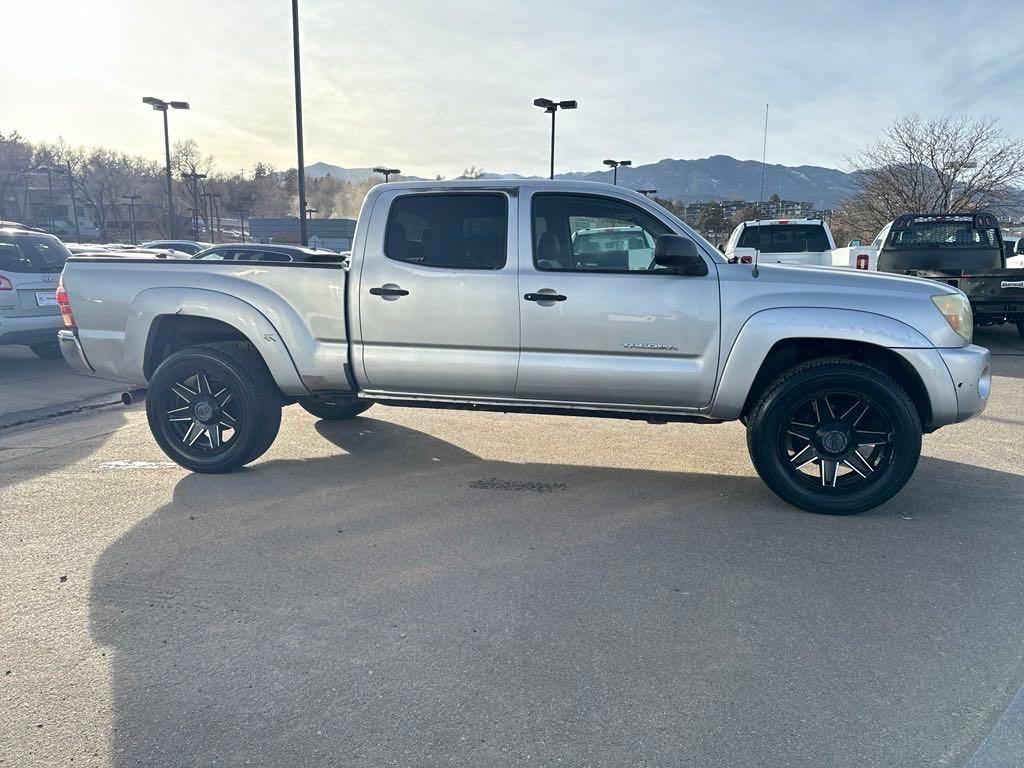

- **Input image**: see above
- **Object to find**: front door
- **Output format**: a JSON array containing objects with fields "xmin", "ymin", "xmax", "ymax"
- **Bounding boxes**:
[
  {"xmin": 355, "ymin": 190, "xmax": 520, "ymax": 398},
  {"xmin": 516, "ymin": 191, "xmax": 720, "ymax": 409}
]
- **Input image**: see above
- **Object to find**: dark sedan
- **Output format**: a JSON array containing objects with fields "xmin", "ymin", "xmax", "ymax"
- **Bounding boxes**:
[{"xmin": 191, "ymin": 244, "xmax": 343, "ymax": 263}]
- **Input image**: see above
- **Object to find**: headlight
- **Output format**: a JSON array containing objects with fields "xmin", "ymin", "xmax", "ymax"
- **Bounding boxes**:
[{"xmin": 932, "ymin": 293, "xmax": 973, "ymax": 342}]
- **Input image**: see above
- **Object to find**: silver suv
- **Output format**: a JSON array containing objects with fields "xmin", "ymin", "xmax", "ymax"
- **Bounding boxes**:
[{"xmin": 0, "ymin": 228, "xmax": 70, "ymax": 359}]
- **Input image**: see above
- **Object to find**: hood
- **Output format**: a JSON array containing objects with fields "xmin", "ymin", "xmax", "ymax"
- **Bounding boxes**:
[{"xmin": 717, "ymin": 261, "xmax": 966, "ymax": 348}]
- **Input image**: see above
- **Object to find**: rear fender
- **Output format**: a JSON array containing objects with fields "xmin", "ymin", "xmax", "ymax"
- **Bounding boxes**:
[{"xmin": 126, "ymin": 287, "xmax": 307, "ymax": 394}]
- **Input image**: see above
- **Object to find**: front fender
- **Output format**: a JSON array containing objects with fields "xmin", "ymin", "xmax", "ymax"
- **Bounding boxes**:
[
  {"xmin": 125, "ymin": 287, "xmax": 307, "ymax": 394},
  {"xmin": 709, "ymin": 307, "xmax": 942, "ymax": 420}
]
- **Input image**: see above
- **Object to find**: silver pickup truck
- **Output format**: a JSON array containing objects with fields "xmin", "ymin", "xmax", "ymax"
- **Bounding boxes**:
[{"xmin": 57, "ymin": 180, "xmax": 990, "ymax": 515}]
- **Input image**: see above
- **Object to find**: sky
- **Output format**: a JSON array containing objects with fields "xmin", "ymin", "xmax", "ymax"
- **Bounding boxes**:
[{"xmin": 4, "ymin": 0, "xmax": 1024, "ymax": 179}]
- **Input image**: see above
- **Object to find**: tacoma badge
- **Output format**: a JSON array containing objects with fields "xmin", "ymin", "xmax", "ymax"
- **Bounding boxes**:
[{"xmin": 624, "ymin": 342, "xmax": 678, "ymax": 350}]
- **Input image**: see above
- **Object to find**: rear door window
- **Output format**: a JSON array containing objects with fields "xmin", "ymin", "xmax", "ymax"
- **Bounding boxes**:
[
  {"xmin": 385, "ymin": 194, "xmax": 507, "ymax": 270},
  {"xmin": 0, "ymin": 235, "xmax": 70, "ymax": 273},
  {"xmin": 737, "ymin": 224, "xmax": 831, "ymax": 253},
  {"xmin": 888, "ymin": 221, "xmax": 999, "ymax": 248}
]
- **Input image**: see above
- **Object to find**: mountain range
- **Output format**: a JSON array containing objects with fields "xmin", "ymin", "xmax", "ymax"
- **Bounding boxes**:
[{"xmin": 304, "ymin": 155, "xmax": 858, "ymax": 209}]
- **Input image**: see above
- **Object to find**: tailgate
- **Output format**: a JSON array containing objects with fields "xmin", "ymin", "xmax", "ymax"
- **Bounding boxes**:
[{"xmin": 0, "ymin": 273, "xmax": 60, "ymax": 317}]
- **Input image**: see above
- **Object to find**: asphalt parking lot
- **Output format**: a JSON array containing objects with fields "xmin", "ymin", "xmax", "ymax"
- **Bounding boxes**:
[{"xmin": 2, "ymin": 327, "xmax": 1023, "ymax": 767}]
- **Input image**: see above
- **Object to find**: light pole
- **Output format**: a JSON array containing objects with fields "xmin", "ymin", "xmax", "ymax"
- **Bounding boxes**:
[
  {"xmin": 291, "ymin": 0, "xmax": 308, "ymax": 246},
  {"xmin": 603, "ymin": 159, "xmax": 631, "ymax": 185},
  {"xmin": 533, "ymin": 98, "xmax": 577, "ymax": 179},
  {"xmin": 372, "ymin": 167, "xmax": 401, "ymax": 182},
  {"xmin": 121, "ymin": 194, "xmax": 141, "ymax": 244},
  {"xmin": 142, "ymin": 96, "xmax": 189, "ymax": 237}
]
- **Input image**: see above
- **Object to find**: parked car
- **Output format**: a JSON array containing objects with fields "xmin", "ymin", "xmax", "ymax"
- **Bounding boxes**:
[
  {"xmin": 191, "ymin": 244, "xmax": 342, "ymax": 262},
  {"xmin": 1008, "ymin": 237, "xmax": 1024, "ymax": 269},
  {"xmin": 140, "ymin": 240, "xmax": 213, "ymax": 255},
  {"xmin": 876, "ymin": 213, "xmax": 1024, "ymax": 337},
  {"xmin": 58, "ymin": 180, "xmax": 990, "ymax": 515},
  {"xmin": 0, "ymin": 226, "xmax": 70, "ymax": 358},
  {"xmin": 723, "ymin": 218, "xmax": 852, "ymax": 268}
]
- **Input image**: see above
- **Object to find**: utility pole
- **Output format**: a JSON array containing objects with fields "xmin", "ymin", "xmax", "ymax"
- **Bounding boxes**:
[
  {"xmin": 291, "ymin": 0, "xmax": 308, "ymax": 246},
  {"xmin": 182, "ymin": 172, "xmax": 206, "ymax": 239},
  {"xmin": 121, "ymin": 194, "xmax": 141, "ymax": 244},
  {"xmin": 235, "ymin": 209, "xmax": 250, "ymax": 242},
  {"xmin": 65, "ymin": 161, "xmax": 81, "ymax": 241}
]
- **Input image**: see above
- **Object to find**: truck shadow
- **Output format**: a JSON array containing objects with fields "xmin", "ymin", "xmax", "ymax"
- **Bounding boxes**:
[{"xmin": 89, "ymin": 415, "xmax": 1024, "ymax": 767}]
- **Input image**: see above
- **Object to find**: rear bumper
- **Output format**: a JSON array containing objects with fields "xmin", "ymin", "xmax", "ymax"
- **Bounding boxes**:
[
  {"xmin": 58, "ymin": 329, "xmax": 94, "ymax": 374},
  {"xmin": 0, "ymin": 313, "xmax": 63, "ymax": 345},
  {"xmin": 937, "ymin": 344, "xmax": 991, "ymax": 424}
]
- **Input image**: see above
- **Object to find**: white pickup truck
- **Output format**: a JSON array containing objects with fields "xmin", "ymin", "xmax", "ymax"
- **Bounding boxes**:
[{"xmin": 57, "ymin": 180, "xmax": 991, "ymax": 515}]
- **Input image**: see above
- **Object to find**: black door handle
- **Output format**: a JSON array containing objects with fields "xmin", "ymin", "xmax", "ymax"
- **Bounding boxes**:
[
  {"xmin": 524, "ymin": 292, "xmax": 567, "ymax": 302},
  {"xmin": 369, "ymin": 286, "xmax": 409, "ymax": 297}
]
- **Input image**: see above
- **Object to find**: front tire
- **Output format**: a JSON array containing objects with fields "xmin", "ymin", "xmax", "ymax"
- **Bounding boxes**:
[
  {"xmin": 299, "ymin": 398, "xmax": 372, "ymax": 421},
  {"xmin": 30, "ymin": 341, "xmax": 62, "ymax": 360},
  {"xmin": 746, "ymin": 358, "xmax": 922, "ymax": 515},
  {"xmin": 146, "ymin": 346, "xmax": 282, "ymax": 473}
]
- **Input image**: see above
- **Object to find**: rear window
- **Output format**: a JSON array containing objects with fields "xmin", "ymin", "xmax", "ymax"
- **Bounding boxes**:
[
  {"xmin": 737, "ymin": 224, "xmax": 830, "ymax": 254},
  {"xmin": 888, "ymin": 221, "xmax": 1000, "ymax": 249},
  {"xmin": 0, "ymin": 234, "xmax": 71, "ymax": 273},
  {"xmin": 385, "ymin": 193, "xmax": 507, "ymax": 270}
]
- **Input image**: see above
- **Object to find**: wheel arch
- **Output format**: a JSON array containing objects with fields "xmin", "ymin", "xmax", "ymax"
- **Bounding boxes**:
[{"xmin": 712, "ymin": 308, "xmax": 943, "ymax": 429}]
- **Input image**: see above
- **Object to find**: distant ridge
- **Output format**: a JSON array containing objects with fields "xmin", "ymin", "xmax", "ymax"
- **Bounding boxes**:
[{"xmin": 302, "ymin": 155, "xmax": 859, "ymax": 208}]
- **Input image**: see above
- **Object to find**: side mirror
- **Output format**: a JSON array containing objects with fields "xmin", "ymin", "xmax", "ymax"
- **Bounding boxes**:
[
  {"xmin": 717, "ymin": 243, "xmax": 725, "ymax": 253},
  {"xmin": 653, "ymin": 234, "xmax": 708, "ymax": 276},
  {"xmin": 848, "ymin": 239, "xmax": 861, "ymax": 247}
]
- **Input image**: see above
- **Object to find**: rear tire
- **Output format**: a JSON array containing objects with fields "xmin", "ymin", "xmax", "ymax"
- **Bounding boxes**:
[
  {"xmin": 299, "ymin": 398, "xmax": 372, "ymax": 421},
  {"xmin": 146, "ymin": 345, "xmax": 281, "ymax": 473},
  {"xmin": 746, "ymin": 358, "xmax": 922, "ymax": 515},
  {"xmin": 30, "ymin": 341, "xmax": 62, "ymax": 360}
]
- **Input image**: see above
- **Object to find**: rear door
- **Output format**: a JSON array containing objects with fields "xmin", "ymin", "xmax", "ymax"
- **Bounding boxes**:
[
  {"xmin": 0, "ymin": 234, "xmax": 68, "ymax": 318},
  {"xmin": 516, "ymin": 191, "xmax": 720, "ymax": 409},
  {"xmin": 354, "ymin": 189, "xmax": 520, "ymax": 397}
]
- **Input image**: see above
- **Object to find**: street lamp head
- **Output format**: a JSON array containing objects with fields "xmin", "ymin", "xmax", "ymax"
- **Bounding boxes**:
[
  {"xmin": 142, "ymin": 96, "xmax": 165, "ymax": 107},
  {"xmin": 620, "ymin": 160, "xmax": 632, "ymax": 167},
  {"xmin": 387, "ymin": 168, "xmax": 401, "ymax": 176},
  {"xmin": 603, "ymin": 159, "xmax": 616, "ymax": 168},
  {"xmin": 533, "ymin": 98, "xmax": 555, "ymax": 109},
  {"xmin": 558, "ymin": 100, "xmax": 577, "ymax": 110},
  {"xmin": 372, "ymin": 167, "xmax": 387, "ymax": 174},
  {"xmin": 169, "ymin": 101, "xmax": 190, "ymax": 110}
]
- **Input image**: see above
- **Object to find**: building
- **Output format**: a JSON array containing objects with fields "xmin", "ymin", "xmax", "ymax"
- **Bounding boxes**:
[
  {"xmin": 678, "ymin": 199, "xmax": 823, "ymax": 228},
  {"xmin": 10, "ymin": 172, "xmax": 101, "ymax": 240},
  {"xmin": 247, "ymin": 217, "xmax": 356, "ymax": 252}
]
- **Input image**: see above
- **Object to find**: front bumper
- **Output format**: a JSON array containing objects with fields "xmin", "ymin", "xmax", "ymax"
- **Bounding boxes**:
[
  {"xmin": 0, "ymin": 313, "xmax": 63, "ymax": 346},
  {"xmin": 937, "ymin": 344, "xmax": 991, "ymax": 423},
  {"xmin": 58, "ymin": 329, "xmax": 94, "ymax": 374}
]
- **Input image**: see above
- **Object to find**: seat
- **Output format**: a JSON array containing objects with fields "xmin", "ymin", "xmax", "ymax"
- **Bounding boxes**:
[{"xmin": 536, "ymin": 232, "xmax": 564, "ymax": 269}]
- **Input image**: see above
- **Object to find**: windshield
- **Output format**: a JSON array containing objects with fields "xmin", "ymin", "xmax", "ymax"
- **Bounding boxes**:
[
  {"xmin": 0, "ymin": 233, "xmax": 71, "ymax": 273},
  {"xmin": 737, "ymin": 224, "xmax": 831, "ymax": 253},
  {"xmin": 888, "ymin": 221, "xmax": 1000, "ymax": 249}
]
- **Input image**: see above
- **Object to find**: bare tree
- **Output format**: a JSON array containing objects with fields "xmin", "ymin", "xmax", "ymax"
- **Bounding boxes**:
[
  {"xmin": 0, "ymin": 132, "xmax": 38, "ymax": 220},
  {"xmin": 845, "ymin": 114, "xmax": 1024, "ymax": 233}
]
